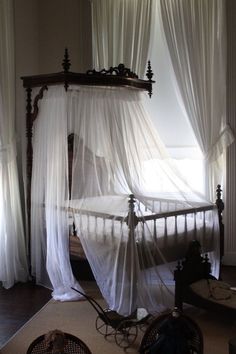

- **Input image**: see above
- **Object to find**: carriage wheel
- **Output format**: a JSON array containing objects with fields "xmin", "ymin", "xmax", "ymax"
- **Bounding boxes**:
[
  {"xmin": 114, "ymin": 321, "xmax": 138, "ymax": 348},
  {"xmin": 95, "ymin": 311, "xmax": 114, "ymax": 337}
]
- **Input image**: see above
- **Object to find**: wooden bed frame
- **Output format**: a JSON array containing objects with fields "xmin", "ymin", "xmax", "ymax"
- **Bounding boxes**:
[
  {"xmin": 69, "ymin": 187, "xmax": 224, "ymax": 280},
  {"xmin": 69, "ymin": 189, "xmax": 224, "ymax": 258},
  {"xmin": 21, "ymin": 49, "xmax": 225, "ymax": 279}
]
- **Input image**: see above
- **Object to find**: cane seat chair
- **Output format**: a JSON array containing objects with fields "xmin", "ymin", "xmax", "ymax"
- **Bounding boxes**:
[
  {"xmin": 139, "ymin": 308, "xmax": 203, "ymax": 354},
  {"xmin": 26, "ymin": 329, "xmax": 92, "ymax": 354}
]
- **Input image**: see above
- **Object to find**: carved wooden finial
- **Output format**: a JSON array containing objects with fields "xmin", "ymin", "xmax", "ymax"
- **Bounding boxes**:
[
  {"xmin": 125, "ymin": 194, "xmax": 139, "ymax": 229},
  {"xmin": 216, "ymin": 184, "xmax": 222, "ymax": 201},
  {"xmin": 146, "ymin": 61, "xmax": 154, "ymax": 97},
  {"xmin": 62, "ymin": 48, "xmax": 71, "ymax": 73},
  {"xmin": 62, "ymin": 48, "xmax": 71, "ymax": 91},
  {"xmin": 216, "ymin": 184, "xmax": 224, "ymax": 213},
  {"xmin": 176, "ymin": 260, "xmax": 182, "ymax": 271},
  {"xmin": 146, "ymin": 61, "xmax": 153, "ymax": 80},
  {"xmin": 128, "ymin": 194, "xmax": 136, "ymax": 213}
]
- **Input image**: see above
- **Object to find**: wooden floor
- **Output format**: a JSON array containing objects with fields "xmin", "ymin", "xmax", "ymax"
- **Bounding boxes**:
[
  {"xmin": 0, "ymin": 282, "xmax": 51, "ymax": 348},
  {"xmin": 0, "ymin": 266, "xmax": 235, "ymax": 349}
]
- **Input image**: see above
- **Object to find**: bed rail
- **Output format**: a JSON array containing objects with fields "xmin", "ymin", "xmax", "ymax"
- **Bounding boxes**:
[{"xmin": 69, "ymin": 187, "xmax": 223, "ymax": 266}]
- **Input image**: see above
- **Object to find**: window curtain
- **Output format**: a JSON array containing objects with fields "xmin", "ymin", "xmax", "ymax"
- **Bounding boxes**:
[
  {"xmin": 91, "ymin": 0, "xmax": 154, "ymax": 78},
  {"xmin": 0, "ymin": 0, "xmax": 28, "ymax": 288},
  {"xmin": 160, "ymin": 0, "xmax": 234, "ymax": 200}
]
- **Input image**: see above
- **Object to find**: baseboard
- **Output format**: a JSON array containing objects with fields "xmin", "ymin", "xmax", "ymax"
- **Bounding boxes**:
[{"xmin": 222, "ymin": 252, "xmax": 236, "ymax": 266}]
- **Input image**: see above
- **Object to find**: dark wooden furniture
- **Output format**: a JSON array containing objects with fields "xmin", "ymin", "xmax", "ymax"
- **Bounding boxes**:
[
  {"xmin": 139, "ymin": 309, "xmax": 203, "ymax": 354},
  {"xmin": 229, "ymin": 337, "xmax": 236, "ymax": 354},
  {"xmin": 174, "ymin": 240, "xmax": 236, "ymax": 318}
]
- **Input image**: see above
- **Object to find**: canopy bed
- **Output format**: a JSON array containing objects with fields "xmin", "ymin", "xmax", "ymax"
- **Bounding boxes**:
[{"xmin": 21, "ymin": 49, "xmax": 224, "ymax": 316}]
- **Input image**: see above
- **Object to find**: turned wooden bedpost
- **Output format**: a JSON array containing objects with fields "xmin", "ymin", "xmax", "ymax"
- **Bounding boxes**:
[
  {"xmin": 125, "ymin": 194, "xmax": 139, "ymax": 309},
  {"xmin": 126, "ymin": 194, "xmax": 139, "ymax": 232},
  {"xmin": 26, "ymin": 87, "xmax": 33, "ymax": 271},
  {"xmin": 25, "ymin": 85, "xmax": 48, "ymax": 276},
  {"xmin": 215, "ymin": 184, "xmax": 224, "ymax": 264},
  {"xmin": 174, "ymin": 261, "xmax": 183, "ymax": 311}
]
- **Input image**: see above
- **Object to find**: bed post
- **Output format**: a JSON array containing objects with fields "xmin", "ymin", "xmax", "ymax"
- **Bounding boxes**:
[
  {"xmin": 25, "ymin": 85, "xmax": 48, "ymax": 276},
  {"xmin": 26, "ymin": 87, "xmax": 33, "ymax": 272},
  {"xmin": 174, "ymin": 261, "xmax": 183, "ymax": 311},
  {"xmin": 126, "ymin": 194, "xmax": 139, "ymax": 232},
  {"xmin": 215, "ymin": 184, "xmax": 224, "ymax": 264},
  {"xmin": 125, "ymin": 194, "xmax": 139, "ymax": 308}
]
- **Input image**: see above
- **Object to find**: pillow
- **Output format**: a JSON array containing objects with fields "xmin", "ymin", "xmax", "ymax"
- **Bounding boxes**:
[{"xmin": 190, "ymin": 279, "xmax": 232, "ymax": 300}]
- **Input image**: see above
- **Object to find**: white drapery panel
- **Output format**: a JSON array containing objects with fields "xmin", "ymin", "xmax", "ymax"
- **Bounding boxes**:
[
  {"xmin": 160, "ymin": 0, "xmax": 234, "ymax": 200},
  {"xmin": 31, "ymin": 85, "xmax": 220, "ymax": 314},
  {"xmin": 0, "ymin": 0, "xmax": 28, "ymax": 288},
  {"xmin": 31, "ymin": 88, "xmax": 83, "ymax": 300},
  {"xmin": 91, "ymin": 0, "xmax": 154, "ymax": 78}
]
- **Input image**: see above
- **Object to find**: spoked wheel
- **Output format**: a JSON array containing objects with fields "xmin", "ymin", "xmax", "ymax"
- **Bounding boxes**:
[
  {"xmin": 95, "ymin": 310, "xmax": 114, "ymax": 337},
  {"xmin": 115, "ymin": 320, "xmax": 138, "ymax": 349},
  {"xmin": 95, "ymin": 315, "xmax": 109, "ymax": 336}
]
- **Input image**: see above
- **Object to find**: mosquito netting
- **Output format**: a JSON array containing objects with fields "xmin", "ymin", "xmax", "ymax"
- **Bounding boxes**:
[{"xmin": 31, "ymin": 84, "xmax": 220, "ymax": 315}]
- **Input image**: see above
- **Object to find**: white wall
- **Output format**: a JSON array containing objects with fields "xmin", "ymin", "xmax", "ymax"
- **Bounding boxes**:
[
  {"xmin": 15, "ymin": 0, "xmax": 92, "ymax": 136},
  {"xmin": 37, "ymin": 0, "xmax": 92, "ymax": 74},
  {"xmin": 15, "ymin": 0, "xmax": 39, "ymax": 144},
  {"xmin": 14, "ymin": 0, "xmax": 39, "ymax": 224}
]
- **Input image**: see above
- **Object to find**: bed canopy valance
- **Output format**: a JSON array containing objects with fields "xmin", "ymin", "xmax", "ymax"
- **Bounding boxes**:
[{"xmin": 21, "ymin": 49, "xmax": 223, "ymax": 316}]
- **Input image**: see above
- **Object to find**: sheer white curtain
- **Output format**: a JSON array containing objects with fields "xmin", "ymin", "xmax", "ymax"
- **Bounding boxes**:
[
  {"xmin": 68, "ymin": 85, "xmax": 220, "ymax": 314},
  {"xmin": 0, "ymin": 0, "xmax": 28, "ymax": 288},
  {"xmin": 91, "ymin": 0, "xmax": 205, "ymax": 196},
  {"xmin": 160, "ymin": 0, "xmax": 234, "ymax": 200},
  {"xmin": 91, "ymin": 0, "xmax": 154, "ymax": 77},
  {"xmin": 31, "ymin": 87, "xmax": 83, "ymax": 300}
]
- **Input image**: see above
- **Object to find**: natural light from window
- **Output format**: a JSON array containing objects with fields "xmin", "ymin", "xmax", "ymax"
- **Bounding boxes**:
[{"xmin": 143, "ymin": 2, "xmax": 204, "ymax": 195}]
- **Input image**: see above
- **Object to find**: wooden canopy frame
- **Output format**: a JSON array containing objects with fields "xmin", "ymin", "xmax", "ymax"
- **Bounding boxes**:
[{"xmin": 21, "ymin": 49, "xmax": 155, "ymax": 268}]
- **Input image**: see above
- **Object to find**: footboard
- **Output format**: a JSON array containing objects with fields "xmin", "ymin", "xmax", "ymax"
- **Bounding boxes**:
[{"xmin": 69, "ymin": 185, "xmax": 223, "ymax": 268}]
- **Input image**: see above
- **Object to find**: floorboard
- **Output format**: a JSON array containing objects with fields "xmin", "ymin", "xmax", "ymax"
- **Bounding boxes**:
[{"xmin": 0, "ymin": 282, "xmax": 51, "ymax": 348}]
